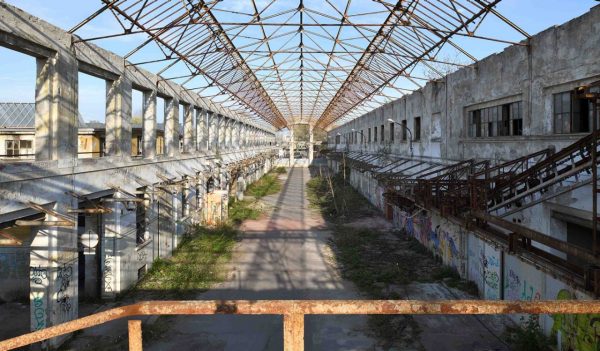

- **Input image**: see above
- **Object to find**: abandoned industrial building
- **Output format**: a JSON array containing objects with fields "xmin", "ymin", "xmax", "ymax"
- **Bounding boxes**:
[{"xmin": 0, "ymin": 0, "xmax": 599, "ymax": 350}]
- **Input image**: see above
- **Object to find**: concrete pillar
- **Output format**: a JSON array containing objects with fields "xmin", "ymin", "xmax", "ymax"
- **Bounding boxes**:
[
  {"xmin": 35, "ymin": 52, "xmax": 78, "ymax": 161},
  {"xmin": 222, "ymin": 117, "xmax": 229, "ymax": 150},
  {"xmin": 217, "ymin": 115, "xmax": 224, "ymax": 151},
  {"xmin": 240, "ymin": 123, "xmax": 245, "ymax": 148},
  {"xmin": 142, "ymin": 90, "xmax": 157, "ymax": 159},
  {"xmin": 183, "ymin": 104, "xmax": 194, "ymax": 153},
  {"xmin": 208, "ymin": 111, "xmax": 217, "ymax": 151},
  {"xmin": 289, "ymin": 127, "xmax": 294, "ymax": 166},
  {"xmin": 228, "ymin": 120, "xmax": 234, "ymax": 149},
  {"xmin": 30, "ymin": 200, "xmax": 78, "ymax": 347},
  {"xmin": 195, "ymin": 108, "xmax": 204, "ymax": 152},
  {"xmin": 106, "ymin": 75, "xmax": 132, "ymax": 157},
  {"xmin": 164, "ymin": 97, "xmax": 179, "ymax": 157},
  {"xmin": 234, "ymin": 121, "xmax": 240, "ymax": 149},
  {"xmin": 308, "ymin": 126, "xmax": 314, "ymax": 164}
]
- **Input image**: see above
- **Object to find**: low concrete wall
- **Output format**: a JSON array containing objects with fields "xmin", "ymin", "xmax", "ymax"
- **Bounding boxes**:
[{"xmin": 330, "ymin": 159, "xmax": 596, "ymax": 347}]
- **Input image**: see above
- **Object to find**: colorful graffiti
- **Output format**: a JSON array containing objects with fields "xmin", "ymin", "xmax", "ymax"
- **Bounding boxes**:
[
  {"xmin": 31, "ymin": 292, "xmax": 46, "ymax": 330},
  {"xmin": 481, "ymin": 247, "xmax": 501, "ymax": 300},
  {"xmin": 394, "ymin": 210, "xmax": 461, "ymax": 270},
  {"xmin": 503, "ymin": 268, "xmax": 541, "ymax": 301},
  {"xmin": 552, "ymin": 289, "xmax": 600, "ymax": 351}
]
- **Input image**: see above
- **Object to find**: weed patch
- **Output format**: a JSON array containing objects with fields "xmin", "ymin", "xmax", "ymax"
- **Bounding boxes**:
[
  {"xmin": 229, "ymin": 200, "xmax": 261, "ymax": 225},
  {"xmin": 273, "ymin": 166, "xmax": 287, "ymax": 174},
  {"xmin": 306, "ymin": 173, "xmax": 377, "ymax": 223},
  {"xmin": 246, "ymin": 173, "xmax": 281, "ymax": 198},
  {"xmin": 504, "ymin": 316, "xmax": 553, "ymax": 351},
  {"xmin": 136, "ymin": 225, "xmax": 237, "ymax": 297}
]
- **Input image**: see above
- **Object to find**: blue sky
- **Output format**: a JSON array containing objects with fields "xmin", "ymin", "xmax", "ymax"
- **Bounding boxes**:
[{"xmin": 0, "ymin": 0, "xmax": 598, "ymax": 122}]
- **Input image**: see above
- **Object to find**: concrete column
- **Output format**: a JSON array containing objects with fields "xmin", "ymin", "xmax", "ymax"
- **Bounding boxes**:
[
  {"xmin": 308, "ymin": 126, "xmax": 314, "ymax": 164},
  {"xmin": 35, "ymin": 51, "xmax": 78, "ymax": 161},
  {"xmin": 289, "ymin": 127, "xmax": 294, "ymax": 166},
  {"xmin": 106, "ymin": 75, "xmax": 132, "ymax": 157},
  {"xmin": 241, "ymin": 124, "xmax": 246, "ymax": 148},
  {"xmin": 164, "ymin": 97, "xmax": 179, "ymax": 157},
  {"xmin": 217, "ymin": 115, "xmax": 224, "ymax": 151},
  {"xmin": 222, "ymin": 117, "xmax": 229, "ymax": 150},
  {"xmin": 142, "ymin": 90, "xmax": 157, "ymax": 159},
  {"xmin": 183, "ymin": 104, "xmax": 194, "ymax": 153},
  {"xmin": 208, "ymin": 111, "xmax": 217, "ymax": 151},
  {"xmin": 195, "ymin": 108, "xmax": 203, "ymax": 152},
  {"xmin": 233, "ymin": 121, "xmax": 240, "ymax": 149},
  {"xmin": 30, "ymin": 200, "xmax": 78, "ymax": 347}
]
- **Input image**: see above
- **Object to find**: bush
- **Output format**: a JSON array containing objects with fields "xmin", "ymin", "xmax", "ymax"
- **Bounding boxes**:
[
  {"xmin": 504, "ymin": 315, "xmax": 552, "ymax": 351},
  {"xmin": 273, "ymin": 167, "xmax": 287, "ymax": 174}
]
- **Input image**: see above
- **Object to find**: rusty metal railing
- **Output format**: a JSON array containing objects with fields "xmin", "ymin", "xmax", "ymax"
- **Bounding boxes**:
[{"xmin": 1, "ymin": 299, "xmax": 600, "ymax": 351}]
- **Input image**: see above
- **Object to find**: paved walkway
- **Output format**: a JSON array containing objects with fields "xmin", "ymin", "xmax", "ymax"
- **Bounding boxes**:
[{"xmin": 146, "ymin": 167, "xmax": 377, "ymax": 350}]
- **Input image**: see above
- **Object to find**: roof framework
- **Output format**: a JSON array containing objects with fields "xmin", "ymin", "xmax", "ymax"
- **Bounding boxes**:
[{"xmin": 71, "ymin": 0, "xmax": 529, "ymax": 131}]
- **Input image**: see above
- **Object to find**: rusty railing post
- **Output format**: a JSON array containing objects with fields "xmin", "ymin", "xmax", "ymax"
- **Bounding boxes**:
[
  {"xmin": 283, "ymin": 314, "xmax": 304, "ymax": 351},
  {"xmin": 128, "ymin": 320, "xmax": 142, "ymax": 351}
]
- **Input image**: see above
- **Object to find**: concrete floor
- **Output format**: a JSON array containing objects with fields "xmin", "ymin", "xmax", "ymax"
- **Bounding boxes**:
[{"xmin": 146, "ymin": 166, "xmax": 378, "ymax": 351}]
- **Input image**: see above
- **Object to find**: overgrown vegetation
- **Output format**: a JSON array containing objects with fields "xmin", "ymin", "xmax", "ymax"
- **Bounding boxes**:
[
  {"xmin": 227, "ymin": 168, "xmax": 284, "ymax": 224},
  {"xmin": 504, "ymin": 316, "xmax": 553, "ymax": 351},
  {"xmin": 273, "ymin": 166, "xmax": 287, "ymax": 174},
  {"xmin": 307, "ymin": 171, "xmax": 483, "ymax": 348},
  {"xmin": 246, "ymin": 173, "xmax": 282, "ymax": 198},
  {"xmin": 228, "ymin": 199, "xmax": 262, "ymax": 225},
  {"xmin": 136, "ymin": 225, "xmax": 237, "ymax": 297},
  {"xmin": 306, "ymin": 172, "xmax": 378, "ymax": 222}
]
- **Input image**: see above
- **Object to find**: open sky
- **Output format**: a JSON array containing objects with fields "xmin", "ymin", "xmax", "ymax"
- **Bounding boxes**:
[{"xmin": 0, "ymin": 0, "xmax": 598, "ymax": 123}]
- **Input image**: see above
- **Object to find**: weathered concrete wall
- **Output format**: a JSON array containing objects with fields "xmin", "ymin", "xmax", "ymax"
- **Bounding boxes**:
[
  {"xmin": 332, "ymin": 159, "xmax": 597, "ymax": 348},
  {"xmin": 330, "ymin": 5, "xmax": 600, "ymax": 162}
]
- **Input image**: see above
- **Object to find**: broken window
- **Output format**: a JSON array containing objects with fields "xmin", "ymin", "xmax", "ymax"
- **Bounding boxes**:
[
  {"xmin": 374, "ymin": 126, "xmax": 378, "ymax": 142},
  {"xmin": 390, "ymin": 122, "xmax": 395, "ymax": 142},
  {"xmin": 468, "ymin": 101, "xmax": 523, "ymax": 138},
  {"xmin": 368, "ymin": 128, "xmax": 371, "ymax": 142},
  {"xmin": 414, "ymin": 117, "xmax": 421, "ymax": 141},
  {"xmin": 380, "ymin": 124, "xmax": 384, "ymax": 143},
  {"xmin": 553, "ymin": 91, "xmax": 597, "ymax": 134},
  {"xmin": 401, "ymin": 120, "xmax": 407, "ymax": 140}
]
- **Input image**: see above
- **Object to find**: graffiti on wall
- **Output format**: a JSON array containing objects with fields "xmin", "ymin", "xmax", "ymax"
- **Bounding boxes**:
[
  {"xmin": 396, "ymin": 211, "xmax": 461, "ymax": 270},
  {"xmin": 503, "ymin": 268, "xmax": 541, "ymax": 301},
  {"xmin": 552, "ymin": 289, "xmax": 600, "ymax": 351},
  {"xmin": 56, "ymin": 264, "xmax": 73, "ymax": 313},
  {"xmin": 30, "ymin": 265, "xmax": 49, "ymax": 331},
  {"xmin": 104, "ymin": 255, "xmax": 114, "ymax": 293},
  {"xmin": 481, "ymin": 248, "xmax": 501, "ymax": 299},
  {"xmin": 31, "ymin": 292, "xmax": 46, "ymax": 330},
  {"xmin": 30, "ymin": 266, "xmax": 48, "ymax": 284}
]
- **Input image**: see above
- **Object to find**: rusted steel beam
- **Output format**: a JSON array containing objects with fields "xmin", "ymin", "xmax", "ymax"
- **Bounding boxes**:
[
  {"xmin": 14, "ymin": 220, "xmax": 74, "ymax": 227},
  {"xmin": 2, "ymin": 299, "xmax": 600, "ymax": 350},
  {"xmin": 128, "ymin": 320, "xmax": 142, "ymax": 351},
  {"xmin": 284, "ymin": 314, "xmax": 304, "ymax": 351},
  {"xmin": 473, "ymin": 211, "xmax": 600, "ymax": 267}
]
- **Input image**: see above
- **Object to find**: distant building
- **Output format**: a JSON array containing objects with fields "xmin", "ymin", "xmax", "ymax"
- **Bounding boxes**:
[{"xmin": 0, "ymin": 103, "xmax": 166, "ymax": 160}]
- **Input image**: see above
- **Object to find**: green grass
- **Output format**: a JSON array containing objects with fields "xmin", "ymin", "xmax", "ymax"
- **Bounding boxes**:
[
  {"xmin": 273, "ymin": 166, "xmax": 287, "ymax": 174},
  {"xmin": 136, "ymin": 225, "xmax": 237, "ymax": 296},
  {"xmin": 229, "ymin": 199, "xmax": 262, "ymax": 225},
  {"xmin": 246, "ymin": 173, "xmax": 281, "ymax": 198},
  {"xmin": 306, "ymin": 173, "xmax": 376, "ymax": 222}
]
